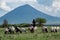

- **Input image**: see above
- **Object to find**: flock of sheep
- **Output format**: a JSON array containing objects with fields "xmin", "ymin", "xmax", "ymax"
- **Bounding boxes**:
[
  {"xmin": 4, "ymin": 26, "xmax": 60, "ymax": 34},
  {"xmin": 42, "ymin": 26, "xmax": 60, "ymax": 33}
]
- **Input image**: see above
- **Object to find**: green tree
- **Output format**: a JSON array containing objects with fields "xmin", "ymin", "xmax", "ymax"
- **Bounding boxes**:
[{"xmin": 35, "ymin": 18, "xmax": 46, "ymax": 26}]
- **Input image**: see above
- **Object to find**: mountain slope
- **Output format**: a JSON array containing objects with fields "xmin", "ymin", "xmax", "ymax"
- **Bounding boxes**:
[
  {"xmin": 0, "ymin": 4, "xmax": 60, "ymax": 24},
  {"xmin": 0, "ymin": 8, "xmax": 6, "ymax": 17}
]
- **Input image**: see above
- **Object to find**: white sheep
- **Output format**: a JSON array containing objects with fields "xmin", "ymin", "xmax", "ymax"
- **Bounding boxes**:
[
  {"xmin": 56, "ymin": 27, "xmax": 60, "ymax": 31},
  {"xmin": 34, "ymin": 26, "xmax": 37, "ymax": 30},
  {"xmin": 50, "ymin": 26, "xmax": 59, "ymax": 32},
  {"xmin": 11, "ymin": 26, "xmax": 15, "ymax": 31},
  {"xmin": 42, "ymin": 26, "xmax": 48, "ymax": 32},
  {"xmin": 21, "ymin": 27, "xmax": 26, "ymax": 32}
]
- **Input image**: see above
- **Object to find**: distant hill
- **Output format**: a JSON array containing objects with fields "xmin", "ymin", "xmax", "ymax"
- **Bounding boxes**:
[{"xmin": 0, "ymin": 4, "xmax": 60, "ymax": 24}]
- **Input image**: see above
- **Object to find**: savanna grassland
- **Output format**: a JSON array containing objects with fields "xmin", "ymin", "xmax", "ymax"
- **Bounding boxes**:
[{"xmin": 0, "ymin": 27, "xmax": 60, "ymax": 40}]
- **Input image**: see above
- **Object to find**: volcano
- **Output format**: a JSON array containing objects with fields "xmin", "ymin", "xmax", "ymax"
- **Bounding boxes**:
[{"xmin": 0, "ymin": 4, "xmax": 60, "ymax": 24}]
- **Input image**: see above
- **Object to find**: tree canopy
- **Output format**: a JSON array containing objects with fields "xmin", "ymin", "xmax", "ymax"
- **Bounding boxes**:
[{"xmin": 35, "ymin": 18, "xmax": 46, "ymax": 26}]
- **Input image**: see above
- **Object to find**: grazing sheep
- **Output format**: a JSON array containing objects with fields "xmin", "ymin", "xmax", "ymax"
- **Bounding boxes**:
[
  {"xmin": 56, "ymin": 27, "xmax": 60, "ymax": 31},
  {"xmin": 51, "ymin": 27, "xmax": 54, "ymax": 32},
  {"xmin": 5, "ymin": 28, "xmax": 9, "ymax": 34},
  {"xmin": 30, "ymin": 27, "xmax": 34, "ymax": 33},
  {"xmin": 28, "ymin": 26, "xmax": 34, "ymax": 33},
  {"xmin": 7, "ymin": 26, "xmax": 15, "ymax": 34},
  {"xmin": 42, "ymin": 26, "xmax": 48, "ymax": 33},
  {"xmin": 50, "ymin": 26, "xmax": 60, "ymax": 32},
  {"xmin": 21, "ymin": 27, "xmax": 26, "ymax": 33},
  {"xmin": 15, "ymin": 27, "xmax": 22, "ymax": 33},
  {"xmin": 28, "ymin": 26, "xmax": 33, "ymax": 30},
  {"xmin": 34, "ymin": 26, "xmax": 37, "ymax": 31},
  {"xmin": 53, "ymin": 27, "xmax": 57, "ymax": 32},
  {"xmin": 11, "ymin": 26, "xmax": 15, "ymax": 33}
]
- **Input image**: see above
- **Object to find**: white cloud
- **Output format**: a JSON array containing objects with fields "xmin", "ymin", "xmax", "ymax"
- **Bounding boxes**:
[
  {"xmin": 0, "ymin": 0, "xmax": 37, "ymax": 11},
  {"xmin": 50, "ymin": 0, "xmax": 60, "ymax": 17},
  {"xmin": 52, "ymin": 0, "xmax": 60, "ymax": 8},
  {"xmin": 0, "ymin": 0, "xmax": 60, "ymax": 18},
  {"xmin": 0, "ymin": 1, "xmax": 11, "ymax": 11},
  {"xmin": 0, "ymin": 0, "xmax": 19, "ymax": 2},
  {"xmin": 1, "ymin": 0, "xmax": 37, "ymax": 3},
  {"xmin": 0, "ymin": 0, "xmax": 37, "ymax": 17},
  {"xmin": 28, "ymin": 1, "xmax": 60, "ymax": 17},
  {"xmin": 28, "ymin": 2, "xmax": 53, "ymax": 16},
  {"xmin": 20, "ymin": 0, "xmax": 37, "ymax": 2}
]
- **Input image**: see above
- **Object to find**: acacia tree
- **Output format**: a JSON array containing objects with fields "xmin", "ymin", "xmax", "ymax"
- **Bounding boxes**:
[
  {"xmin": 3, "ymin": 19, "xmax": 8, "ymax": 27},
  {"xmin": 35, "ymin": 18, "xmax": 46, "ymax": 26}
]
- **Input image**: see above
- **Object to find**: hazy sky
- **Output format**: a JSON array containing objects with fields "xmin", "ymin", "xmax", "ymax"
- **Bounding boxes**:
[{"xmin": 0, "ymin": 0, "xmax": 60, "ymax": 18}]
